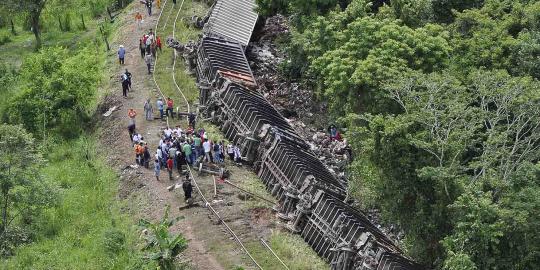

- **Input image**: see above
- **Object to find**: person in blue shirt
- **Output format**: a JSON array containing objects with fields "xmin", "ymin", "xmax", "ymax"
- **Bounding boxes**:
[
  {"xmin": 118, "ymin": 45, "xmax": 126, "ymax": 65},
  {"xmin": 156, "ymin": 98, "xmax": 164, "ymax": 119}
]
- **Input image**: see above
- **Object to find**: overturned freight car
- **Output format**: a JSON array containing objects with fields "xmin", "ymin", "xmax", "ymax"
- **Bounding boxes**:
[{"xmin": 188, "ymin": 0, "xmax": 424, "ymax": 269}]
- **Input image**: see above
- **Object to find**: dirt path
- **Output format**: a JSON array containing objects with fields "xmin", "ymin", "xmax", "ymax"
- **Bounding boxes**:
[{"xmin": 98, "ymin": 3, "xmax": 225, "ymax": 269}]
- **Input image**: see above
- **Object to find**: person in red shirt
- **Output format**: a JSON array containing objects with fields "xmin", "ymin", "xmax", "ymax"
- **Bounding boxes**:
[
  {"xmin": 156, "ymin": 36, "xmax": 162, "ymax": 52},
  {"xmin": 166, "ymin": 97, "xmax": 174, "ymax": 119},
  {"xmin": 167, "ymin": 157, "xmax": 174, "ymax": 181}
]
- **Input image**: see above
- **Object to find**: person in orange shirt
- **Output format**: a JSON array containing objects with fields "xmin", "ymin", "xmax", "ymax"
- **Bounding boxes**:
[
  {"xmin": 135, "ymin": 12, "xmax": 143, "ymax": 29},
  {"xmin": 128, "ymin": 108, "xmax": 137, "ymax": 119},
  {"xmin": 157, "ymin": 0, "xmax": 161, "ymax": 9}
]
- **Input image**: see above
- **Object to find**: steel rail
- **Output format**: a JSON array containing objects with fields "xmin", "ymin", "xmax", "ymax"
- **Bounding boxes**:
[
  {"xmin": 154, "ymin": 3, "xmax": 262, "ymax": 269},
  {"xmin": 223, "ymin": 180, "xmax": 275, "ymax": 205},
  {"xmin": 151, "ymin": 0, "xmax": 168, "ymax": 101},
  {"xmin": 184, "ymin": 165, "xmax": 264, "ymax": 270},
  {"xmin": 171, "ymin": 0, "xmax": 191, "ymax": 113},
  {"xmin": 260, "ymin": 238, "xmax": 290, "ymax": 270}
]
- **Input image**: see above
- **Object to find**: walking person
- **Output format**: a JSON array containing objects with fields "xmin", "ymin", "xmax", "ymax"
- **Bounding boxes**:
[
  {"xmin": 135, "ymin": 12, "xmax": 143, "ymax": 30},
  {"xmin": 144, "ymin": 53, "xmax": 153, "ymax": 74},
  {"xmin": 166, "ymin": 97, "xmax": 174, "ymax": 118},
  {"xmin": 154, "ymin": 159, "xmax": 161, "ymax": 181},
  {"xmin": 182, "ymin": 176, "xmax": 193, "ymax": 204},
  {"xmin": 157, "ymin": 98, "xmax": 164, "ymax": 119},
  {"xmin": 166, "ymin": 157, "xmax": 174, "ymax": 181},
  {"xmin": 121, "ymin": 72, "xmax": 129, "ymax": 97},
  {"xmin": 118, "ymin": 45, "xmax": 126, "ymax": 65},
  {"xmin": 145, "ymin": 0, "xmax": 152, "ymax": 16},
  {"xmin": 144, "ymin": 99, "xmax": 153, "ymax": 120}
]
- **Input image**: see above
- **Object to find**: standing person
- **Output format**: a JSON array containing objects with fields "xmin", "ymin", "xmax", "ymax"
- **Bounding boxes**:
[
  {"xmin": 154, "ymin": 159, "xmax": 161, "ymax": 181},
  {"xmin": 145, "ymin": 0, "xmax": 152, "ymax": 16},
  {"xmin": 139, "ymin": 38, "xmax": 145, "ymax": 58},
  {"xmin": 156, "ymin": 36, "xmax": 162, "ymax": 52},
  {"xmin": 213, "ymin": 141, "xmax": 221, "ymax": 163},
  {"xmin": 188, "ymin": 112, "xmax": 196, "ymax": 129},
  {"xmin": 176, "ymin": 150, "xmax": 186, "ymax": 174},
  {"xmin": 157, "ymin": 98, "xmax": 164, "ymax": 119},
  {"xmin": 143, "ymin": 144, "xmax": 151, "ymax": 169},
  {"xmin": 233, "ymin": 143, "xmax": 242, "ymax": 164},
  {"xmin": 150, "ymin": 42, "xmax": 157, "ymax": 58},
  {"xmin": 172, "ymin": 0, "xmax": 176, "ymax": 6},
  {"xmin": 166, "ymin": 157, "xmax": 174, "ymax": 181},
  {"xmin": 166, "ymin": 97, "xmax": 174, "ymax": 118},
  {"xmin": 182, "ymin": 176, "xmax": 193, "ymax": 204},
  {"xmin": 202, "ymin": 139, "xmax": 212, "ymax": 163},
  {"xmin": 219, "ymin": 141, "xmax": 225, "ymax": 162},
  {"xmin": 144, "ymin": 99, "xmax": 153, "ymax": 120},
  {"xmin": 135, "ymin": 12, "xmax": 143, "ymax": 29},
  {"xmin": 135, "ymin": 142, "xmax": 144, "ymax": 165},
  {"xmin": 227, "ymin": 143, "xmax": 234, "ymax": 161},
  {"xmin": 156, "ymin": 0, "xmax": 161, "ymax": 9},
  {"xmin": 124, "ymin": 69, "xmax": 132, "ymax": 91},
  {"xmin": 118, "ymin": 45, "xmax": 126, "ymax": 65},
  {"xmin": 144, "ymin": 53, "xmax": 153, "ymax": 74},
  {"xmin": 182, "ymin": 142, "xmax": 192, "ymax": 165},
  {"xmin": 121, "ymin": 72, "xmax": 129, "ymax": 98},
  {"xmin": 193, "ymin": 135, "xmax": 201, "ymax": 161},
  {"xmin": 128, "ymin": 109, "xmax": 137, "ymax": 141}
]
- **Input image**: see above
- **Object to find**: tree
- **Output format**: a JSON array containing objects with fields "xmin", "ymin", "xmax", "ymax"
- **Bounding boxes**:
[
  {"xmin": 5, "ymin": 0, "xmax": 47, "ymax": 49},
  {"xmin": 0, "ymin": 124, "xmax": 55, "ymax": 238},
  {"xmin": 5, "ymin": 46, "xmax": 101, "ymax": 138},
  {"xmin": 139, "ymin": 206, "xmax": 187, "ymax": 270}
]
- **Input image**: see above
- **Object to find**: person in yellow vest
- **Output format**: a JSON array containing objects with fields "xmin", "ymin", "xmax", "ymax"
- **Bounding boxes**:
[{"xmin": 157, "ymin": 0, "xmax": 161, "ymax": 9}]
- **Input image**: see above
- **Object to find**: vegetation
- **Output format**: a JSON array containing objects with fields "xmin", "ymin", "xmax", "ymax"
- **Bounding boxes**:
[
  {"xmin": 0, "ymin": 1, "xmax": 148, "ymax": 269},
  {"xmin": 139, "ymin": 206, "xmax": 188, "ymax": 270},
  {"xmin": 257, "ymin": 0, "xmax": 540, "ymax": 269}
]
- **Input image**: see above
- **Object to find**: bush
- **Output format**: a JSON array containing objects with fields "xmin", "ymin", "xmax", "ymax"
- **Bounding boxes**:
[
  {"xmin": 0, "ymin": 33, "xmax": 11, "ymax": 46},
  {"xmin": 103, "ymin": 228, "xmax": 126, "ymax": 255}
]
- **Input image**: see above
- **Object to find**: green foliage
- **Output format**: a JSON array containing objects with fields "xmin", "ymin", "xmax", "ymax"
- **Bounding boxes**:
[
  {"xmin": 4, "ymin": 46, "xmax": 102, "ymax": 139},
  {"xmin": 280, "ymin": 2, "xmax": 540, "ymax": 267},
  {"xmin": 139, "ymin": 206, "xmax": 187, "ymax": 270},
  {"xmin": 2, "ymin": 137, "xmax": 142, "ymax": 269},
  {"xmin": 0, "ymin": 124, "xmax": 58, "ymax": 256}
]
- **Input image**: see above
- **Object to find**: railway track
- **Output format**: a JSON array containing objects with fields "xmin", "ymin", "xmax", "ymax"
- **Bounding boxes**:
[{"xmin": 150, "ymin": 2, "xmax": 287, "ymax": 269}]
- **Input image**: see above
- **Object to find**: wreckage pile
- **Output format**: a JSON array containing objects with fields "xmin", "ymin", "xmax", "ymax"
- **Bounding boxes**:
[{"xmin": 247, "ymin": 16, "xmax": 351, "ymax": 184}]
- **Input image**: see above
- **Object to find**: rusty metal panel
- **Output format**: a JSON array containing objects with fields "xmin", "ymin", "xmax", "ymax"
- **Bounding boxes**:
[{"xmin": 196, "ymin": 36, "xmax": 256, "ymax": 86}]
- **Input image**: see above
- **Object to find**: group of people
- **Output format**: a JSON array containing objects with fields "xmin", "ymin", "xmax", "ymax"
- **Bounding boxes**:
[{"xmin": 139, "ymin": 29, "xmax": 161, "ymax": 74}]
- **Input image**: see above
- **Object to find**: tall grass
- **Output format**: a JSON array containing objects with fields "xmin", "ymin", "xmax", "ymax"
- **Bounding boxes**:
[{"xmin": 1, "ymin": 137, "xmax": 144, "ymax": 269}]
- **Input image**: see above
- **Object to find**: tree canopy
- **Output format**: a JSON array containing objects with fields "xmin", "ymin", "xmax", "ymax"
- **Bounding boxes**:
[{"xmin": 268, "ymin": 0, "xmax": 540, "ymax": 268}]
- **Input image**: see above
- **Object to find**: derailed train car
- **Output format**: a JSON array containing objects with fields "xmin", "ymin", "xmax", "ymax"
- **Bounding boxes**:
[{"xmin": 187, "ymin": 0, "xmax": 423, "ymax": 269}]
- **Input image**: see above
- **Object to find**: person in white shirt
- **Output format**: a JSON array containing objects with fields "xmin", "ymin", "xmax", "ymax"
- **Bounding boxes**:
[
  {"xmin": 227, "ymin": 143, "xmax": 234, "ymax": 161},
  {"xmin": 164, "ymin": 127, "xmax": 173, "ymax": 139},
  {"xmin": 202, "ymin": 139, "xmax": 212, "ymax": 163},
  {"xmin": 233, "ymin": 144, "xmax": 241, "ymax": 163}
]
